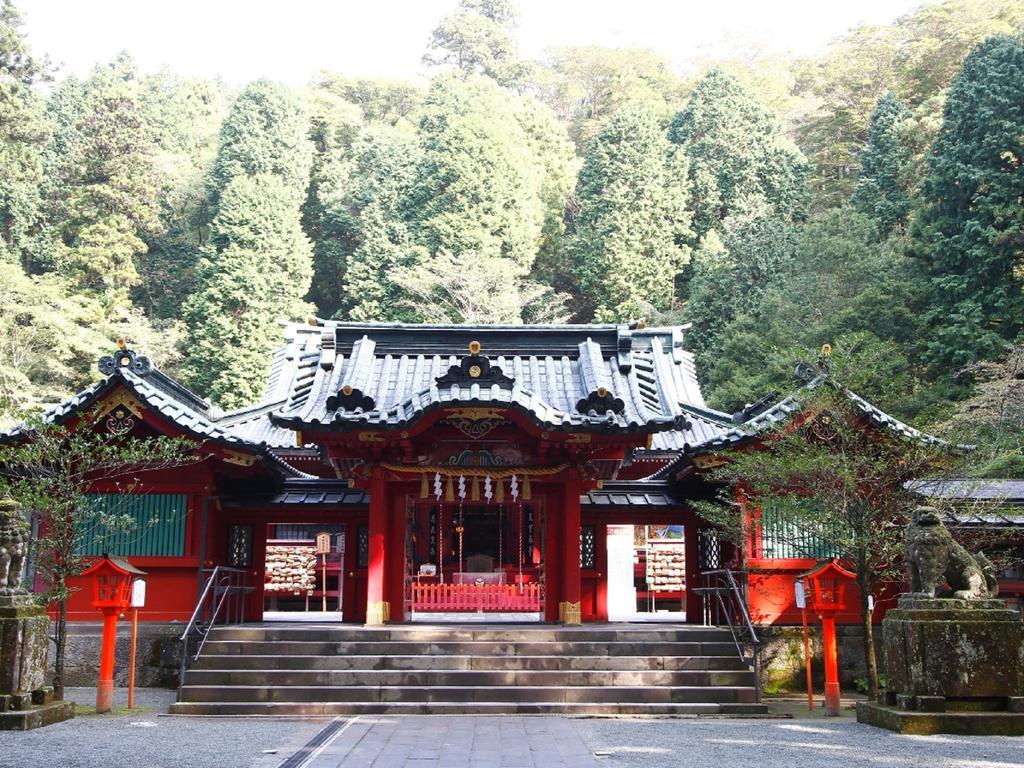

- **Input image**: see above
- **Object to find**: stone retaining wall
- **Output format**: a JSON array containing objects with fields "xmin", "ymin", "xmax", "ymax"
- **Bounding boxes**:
[
  {"xmin": 757, "ymin": 624, "xmax": 882, "ymax": 691},
  {"xmin": 54, "ymin": 622, "xmax": 182, "ymax": 688}
]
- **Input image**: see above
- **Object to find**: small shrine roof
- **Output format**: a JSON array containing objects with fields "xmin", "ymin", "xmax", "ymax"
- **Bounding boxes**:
[
  {"xmin": 655, "ymin": 369, "xmax": 952, "ymax": 479},
  {"xmin": 1, "ymin": 346, "xmax": 307, "ymax": 478}
]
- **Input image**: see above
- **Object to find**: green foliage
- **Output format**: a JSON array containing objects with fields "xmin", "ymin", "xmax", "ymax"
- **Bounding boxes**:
[
  {"xmin": 567, "ymin": 106, "xmax": 691, "ymax": 321},
  {"xmin": 135, "ymin": 71, "xmax": 225, "ymax": 319},
  {"xmin": 852, "ymin": 93, "xmax": 913, "ymax": 233},
  {"xmin": 183, "ymin": 174, "xmax": 312, "ymax": 408},
  {"xmin": 44, "ymin": 55, "xmax": 160, "ymax": 307},
  {"xmin": 692, "ymin": 210, "xmax": 936, "ymax": 419},
  {"xmin": 334, "ymin": 123, "xmax": 425, "ymax": 321},
  {"xmin": 532, "ymin": 46, "xmax": 682, "ymax": 153},
  {"xmin": 208, "ymin": 80, "xmax": 312, "ymax": 207},
  {"xmin": 910, "ymin": 35, "xmax": 1024, "ymax": 371},
  {"xmin": 183, "ymin": 81, "xmax": 313, "ymax": 407},
  {"xmin": 792, "ymin": 0, "xmax": 1024, "ymax": 206},
  {"xmin": 940, "ymin": 344, "xmax": 1024, "ymax": 477},
  {"xmin": 407, "ymin": 74, "xmax": 544, "ymax": 273},
  {"xmin": 685, "ymin": 201, "xmax": 797, "ymax": 387},
  {"xmin": 0, "ymin": 0, "xmax": 49, "ymax": 273},
  {"xmin": 698, "ymin": 383, "xmax": 953, "ymax": 698},
  {"xmin": 669, "ymin": 69, "xmax": 808, "ymax": 241},
  {"xmin": 423, "ymin": 0, "xmax": 528, "ymax": 87},
  {"xmin": 0, "ymin": 410, "xmax": 197, "ymax": 696}
]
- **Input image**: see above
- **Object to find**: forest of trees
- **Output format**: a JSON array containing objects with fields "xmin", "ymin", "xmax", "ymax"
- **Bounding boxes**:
[{"xmin": 0, "ymin": 0, "xmax": 1021, "ymax": 474}]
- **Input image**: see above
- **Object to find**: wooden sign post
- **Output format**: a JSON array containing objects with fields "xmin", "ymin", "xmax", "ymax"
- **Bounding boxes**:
[
  {"xmin": 795, "ymin": 579, "xmax": 813, "ymax": 712},
  {"xmin": 315, "ymin": 532, "xmax": 331, "ymax": 611}
]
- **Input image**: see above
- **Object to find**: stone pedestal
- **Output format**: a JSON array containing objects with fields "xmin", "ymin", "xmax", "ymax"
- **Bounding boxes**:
[
  {"xmin": 0, "ymin": 598, "xmax": 75, "ymax": 730},
  {"xmin": 857, "ymin": 595, "xmax": 1024, "ymax": 735}
]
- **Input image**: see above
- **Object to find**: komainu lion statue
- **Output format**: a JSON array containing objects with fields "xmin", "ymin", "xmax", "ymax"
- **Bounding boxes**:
[
  {"xmin": 906, "ymin": 506, "xmax": 998, "ymax": 600},
  {"xmin": 0, "ymin": 498, "xmax": 29, "ymax": 594}
]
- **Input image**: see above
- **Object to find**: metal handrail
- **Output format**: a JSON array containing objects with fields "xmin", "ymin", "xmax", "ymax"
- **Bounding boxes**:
[
  {"xmin": 694, "ymin": 568, "xmax": 762, "ymax": 702},
  {"xmin": 177, "ymin": 566, "xmax": 252, "ymax": 695}
]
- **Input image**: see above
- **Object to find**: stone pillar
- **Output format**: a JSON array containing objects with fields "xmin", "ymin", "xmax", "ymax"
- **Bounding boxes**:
[
  {"xmin": 365, "ymin": 470, "xmax": 390, "ymax": 625},
  {"xmin": 559, "ymin": 472, "xmax": 582, "ymax": 625},
  {"xmin": 0, "ymin": 499, "xmax": 74, "ymax": 729}
]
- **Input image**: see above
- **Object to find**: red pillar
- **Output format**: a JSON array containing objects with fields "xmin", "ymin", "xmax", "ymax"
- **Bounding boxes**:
[
  {"xmin": 366, "ymin": 469, "xmax": 390, "ymax": 624},
  {"xmin": 560, "ymin": 471, "xmax": 582, "ymax": 624},
  {"xmin": 544, "ymin": 494, "xmax": 561, "ymax": 622},
  {"xmin": 96, "ymin": 609, "xmax": 118, "ymax": 713},
  {"xmin": 386, "ymin": 492, "xmax": 407, "ymax": 623},
  {"xmin": 822, "ymin": 613, "xmax": 841, "ymax": 716}
]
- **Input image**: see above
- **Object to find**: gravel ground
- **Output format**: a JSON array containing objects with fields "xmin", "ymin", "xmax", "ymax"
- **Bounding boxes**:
[
  {"xmin": 0, "ymin": 688, "xmax": 326, "ymax": 768},
  {"xmin": 2, "ymin": 690, "xmax": 1022, "ymax": 768},
  {"xmin": 577, "ymin": 716, "xmax": 1024, "ymax": 768}
]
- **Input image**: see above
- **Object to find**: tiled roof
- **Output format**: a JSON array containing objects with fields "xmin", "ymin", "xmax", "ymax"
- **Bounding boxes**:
[
  {"xmin": 268, "ymin": 320, "xmax": 722, "ymax": 442},
  {"xmin": 653, "ymin": 371, "xmax": 952, "ymax": 479},
  {"xmin": 1, "ymin": 348, "xmax": 306, "ymax": 477},
  {"xmin": 909, "ymin": 479, "xmax": 1024, "ymax": 504}
]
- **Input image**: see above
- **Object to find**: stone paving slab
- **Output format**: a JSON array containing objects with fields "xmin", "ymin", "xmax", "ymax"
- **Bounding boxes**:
[{"xmin": 304, "ymin": 715, "xmax": 601, "ymax": 767}]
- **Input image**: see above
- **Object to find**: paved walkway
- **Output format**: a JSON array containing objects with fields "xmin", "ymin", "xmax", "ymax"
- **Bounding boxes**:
[{"xmin": 1, "ymin": 689, "xmax": 1022, "ymax": 768}]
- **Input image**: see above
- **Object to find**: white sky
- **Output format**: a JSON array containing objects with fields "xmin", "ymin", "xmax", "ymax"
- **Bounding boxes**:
[{"xmin": 16, "ymin": 0, "xmax": 931, "ymax": 85}]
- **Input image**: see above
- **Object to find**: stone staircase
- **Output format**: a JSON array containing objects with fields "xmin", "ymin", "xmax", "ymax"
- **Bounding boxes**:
[{"xmin": 169, "ymin": 624, "xmax": 765, "ymax": 716}]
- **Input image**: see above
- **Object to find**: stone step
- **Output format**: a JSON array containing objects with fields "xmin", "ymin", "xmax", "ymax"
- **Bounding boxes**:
[
  {"xmin": 199, "ymin": 640, "xmax": 741, "ymax": 657},
  {"xmin": 209, "ymin": 626, "xmax": 732, "ymax": 644},
  {"xmin": 169, "ymin": 700, "xmax": 767, "ymax": 716},
  {"xmin": 192, "ymin": 653, "xmax": 750, "ymax": 672},
  {"xmin": 182, "ymin": 668, "xmax": 757, "ymax": 688},
  {"xmin": 177, "ymin": 684, "xmax": 758, "ymax": 705}
]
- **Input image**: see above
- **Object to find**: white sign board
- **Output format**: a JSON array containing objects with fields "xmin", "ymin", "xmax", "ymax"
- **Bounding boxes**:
[
  {"xmin": 794, "ymin": 580, "xmax": 806, "ymax": 610},
  {"xmin": 130, "ymin": 578, "xmax": 146, "ymax": 608}
]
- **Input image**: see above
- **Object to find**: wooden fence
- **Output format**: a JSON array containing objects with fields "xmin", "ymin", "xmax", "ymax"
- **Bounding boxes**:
[{"xmin": 410, "ymin": 582, "xmax": 543, "ymax": 612}]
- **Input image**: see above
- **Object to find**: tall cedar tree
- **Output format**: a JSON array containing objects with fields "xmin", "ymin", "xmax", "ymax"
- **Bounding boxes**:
[
  {"xmin": 851, "ymin": 93, "xmax": 913, "ymax": 234},
  {"xmin": 910, "ymin": 35, "xmax": 1024, "ymax": 370},
  {"xmin": 698, "ymin": 383, "xmax": 952, "ymax": 701},
  {"xmin": 0, "ymin": 0, "xmax": 50, "ymax": 273},
  {"xmin": 335, "ymin": 124, "xmax": 425, "ymax": 322},
  {"xmin": 47, "ymin": 55, "xmax": 161, "ymax": 307},
  {"xmin": 0, "ymin": 412, "xmax": 196, "ymax": 699},
  {"xmin": 182, "ymin": 81, "xmax": 313, "ymax": 407},
  {"xmin": 567, "ymin": 106, "xmax": 691, "ymax": 322},
  {"xmin": 406, "ymin": 75, "xmax": 543, "ymax": 277},
  {"xmin": 668, "ymin": 69, "xmax": 808, "ymax": 242},
  {"xmin": 423, "ymin": 0, "xmax": 528, "ymax": 87}
]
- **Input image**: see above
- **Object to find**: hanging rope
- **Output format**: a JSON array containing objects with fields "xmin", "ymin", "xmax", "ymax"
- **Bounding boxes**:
[
  {"xmin": 434, "ymin": 472, "xmax": 444, "ymax": 584},
  {"xmin": 517, "ymin": 499, "xmax": 523, "ymax": 593},
  {"xmin": 391, "ymin": 462, "xmax": 569, "ymax": 481}
]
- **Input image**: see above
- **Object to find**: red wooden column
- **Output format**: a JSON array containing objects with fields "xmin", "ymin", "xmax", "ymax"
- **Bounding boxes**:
[
  {"xmin": 560, "ymin": 470, "xmax": 582, "ymax": 624},
  {"xmin": 544, "ymin": 494, "xmax": 562, "ymax": 622},
  {"xmin": 386, "ymin": 491, "xmax": 407, "ymax": 623},
  {"xmin": 366, "ymin": 468, "xmax": 390, "ymax": 624}
]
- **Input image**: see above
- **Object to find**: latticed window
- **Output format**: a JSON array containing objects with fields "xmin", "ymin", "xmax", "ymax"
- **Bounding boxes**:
[
  {"xmin": 76, "ymin": 494, "xmax": 188, "ymax": 557},
  {"xmin": 356, "ymin": 525, "xmax": 370, "ymax": 568},
  {"xmin": 699, "ymin": 529, "xmax": 721, "ymax": 570},
  {"xmin": 580, "ymin": 525, "xmax": 596, "ymax": 569},
  {"xmin": 759, "ymin": 498, "xmax": 843, "ymax": 559},
  {"xmin": 227, "ymin": 524, "xmax": 253, "ymax": 568}
]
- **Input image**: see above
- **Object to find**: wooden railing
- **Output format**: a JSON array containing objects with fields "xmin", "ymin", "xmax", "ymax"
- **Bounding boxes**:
[{"xmin": 411, "ymin": 582, "xmax": 543, "ymax": 612}]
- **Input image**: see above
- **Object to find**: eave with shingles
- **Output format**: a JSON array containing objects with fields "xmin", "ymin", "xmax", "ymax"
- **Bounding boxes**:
[
  {"xmin": 267, "ymin": 320, "xmax": 722, "ymax": 444},
  {"xmin": 1, "ymin": 349, "xmax": 308, "ymax": 479}
]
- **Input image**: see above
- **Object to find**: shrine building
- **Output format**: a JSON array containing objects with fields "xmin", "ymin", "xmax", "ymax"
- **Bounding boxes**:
[{"xmin": 14, "ymin": 320, "xmax": 1024, "ymax": 627}]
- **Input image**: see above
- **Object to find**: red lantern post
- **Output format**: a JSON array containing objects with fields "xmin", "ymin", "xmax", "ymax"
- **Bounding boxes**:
[
  {"xmin": 80, "ymin": 556, "xmax": 147, "ymax": 713},
  {"xmin": 799, "ymin": 559, "xmax": 854, "ymax": 717}
]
